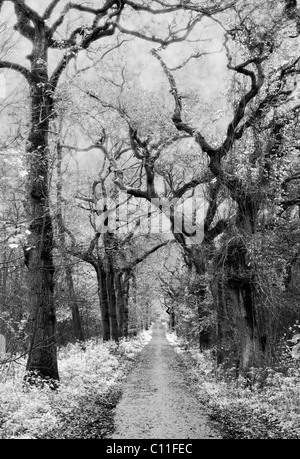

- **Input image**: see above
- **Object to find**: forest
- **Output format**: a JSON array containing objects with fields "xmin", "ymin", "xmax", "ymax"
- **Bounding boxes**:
[{"xmin": 1, "ymin": 0, "xmax": 300, "ymax": 440}]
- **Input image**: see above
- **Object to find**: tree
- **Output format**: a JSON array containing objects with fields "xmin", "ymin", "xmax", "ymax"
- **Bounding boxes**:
[
  {"xmin": 56, "ymin": 139, "xmax": 85, "ymax": 343},
  {"xmin": 55, "ymin": 131, "xmax": 171, "ymax": 341},
  {"xmin": 152, "ymin": 0, "xmax": 300, "ymax": 372},
  {"xmin": 0, "ymin": 0, "xmax": 234, "ymax": 382},
  {"xmin": 0, "ymin": 148, "xmax": 29, "ymax": 356},
  {"xmin": 70, "ymin": 44, "xmax": 230, "ymax": 349}
]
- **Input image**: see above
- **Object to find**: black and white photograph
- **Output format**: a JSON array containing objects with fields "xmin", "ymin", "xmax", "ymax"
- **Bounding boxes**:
[{"xmin": 0, "ymin": 0, "xmax": 300, "ymax": 444}]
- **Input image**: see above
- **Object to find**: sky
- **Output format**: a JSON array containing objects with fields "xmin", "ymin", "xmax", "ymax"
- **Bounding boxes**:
[
  {"xmin": 0, "ymin": 0, "xmax": 228, "ymax": 93},
  {"xmin": 0, "ymin": 1, "xmax": 235, "ymax": 268},
  {"xmin": 0, "ymin": 75, "xmax": 5, "ymax": 98},
  {"xmin": 0, "ymin": 0, "xmax": 231, "ymax": 174}
]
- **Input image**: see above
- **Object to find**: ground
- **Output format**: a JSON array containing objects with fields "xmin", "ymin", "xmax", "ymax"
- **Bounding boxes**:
[{"xmin": 109, "ymin": 321, "xmax": 221, "ymax": 439}]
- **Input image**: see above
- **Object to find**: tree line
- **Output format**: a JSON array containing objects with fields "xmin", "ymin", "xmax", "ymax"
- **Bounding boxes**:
[{"xmin": 0, "ymin": 0, "xmax": 300, "ymax": 384}]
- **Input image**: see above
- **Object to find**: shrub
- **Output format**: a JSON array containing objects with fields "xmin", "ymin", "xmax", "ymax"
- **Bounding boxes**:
[
  {"xmin": 0, "ymin": 329, "xmax": 152, "ymax": 439},
  {"xmin": 166, "ymin": 330, "xmax": 300, "ymax": 439}
]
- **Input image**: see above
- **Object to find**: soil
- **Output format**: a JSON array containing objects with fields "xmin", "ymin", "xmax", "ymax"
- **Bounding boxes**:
[{"xmin": 109, "ymin": 321, "xmax": 222, "ymax": 439}]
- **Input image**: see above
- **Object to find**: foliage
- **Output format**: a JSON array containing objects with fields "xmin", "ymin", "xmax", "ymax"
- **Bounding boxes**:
[
  {"xmin": 161, "ymin": 268, "xmax": 216, "ymax": 347},
  {"xmin": 166, "ymin": 330, "xmax": 300, "ymax": 439},
  {"xmin": 1, "ymin": 0, "xmax": 300, "ymax": 435},
  {"xmin": 0, "ymin": 329, "xmax": 152, "ymax": 439}
]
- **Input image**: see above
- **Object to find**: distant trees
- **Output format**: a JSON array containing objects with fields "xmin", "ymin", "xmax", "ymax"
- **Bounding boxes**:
[
  {"xmin": 67, "ymin": 62, "xmax": 229, "ymax": 350},
  {"xmin": 0, "ymin": 149, "xmax": 29, "ymax": 355},
  {"xmin": 2, "ymin": 0, "xmax": 300, "ymax": 384},
  {"xmin": 54, "ymin": 119, "xmax": 172, "ymax": 341}
]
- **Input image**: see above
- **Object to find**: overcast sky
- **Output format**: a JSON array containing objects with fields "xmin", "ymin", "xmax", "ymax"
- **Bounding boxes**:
[{"xmin": 0, "ymin": 0, "xmax": 230, "ymax": 174}]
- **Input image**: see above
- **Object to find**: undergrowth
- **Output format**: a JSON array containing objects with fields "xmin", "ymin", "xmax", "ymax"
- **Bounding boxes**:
[
  {"xmin": 165, "ymin": 331, "xmax": 300, "ymax": 439},
  {"xmin": 0, "ymin": 329, "xmax": 152, "ymax": 439}
]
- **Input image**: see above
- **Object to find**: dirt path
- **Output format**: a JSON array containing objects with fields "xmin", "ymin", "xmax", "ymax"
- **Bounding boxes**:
[{"xmin": 110, "ymin": 322, "xmax": 222, "ymax": 439}]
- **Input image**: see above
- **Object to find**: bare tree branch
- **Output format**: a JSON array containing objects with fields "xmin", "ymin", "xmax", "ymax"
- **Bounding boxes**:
[
  {"xmin": 13, "ymin": 0, "xmax": 44, "ymax": 25},
  {"xmin": 125, "ymin": 0, "xmax": 237, "ymax": 15},
  {"xmin": 151, "ymin": 48, "xmax": 215, "ymax": 155},
  {"xmin": 172, "ymin": 177, "xmax": 207, "ymax": 199},
  {"xmin": 116, "ymin": 13, "xmax": 204, "ymax": 46},
  {"xmin": 43, "ymin": 0, "xmax": 61, "ymax": 20},
  {"xmin": 115, "ymin": 180, "xmax": 148, "ymax": 199},
  {"xmin": 0, "ymin": 60, "xmax": 32, "ymax": 83},
  {"xmin": 131, "ymin": 240, "xmax": 174, "ymax": 268}
]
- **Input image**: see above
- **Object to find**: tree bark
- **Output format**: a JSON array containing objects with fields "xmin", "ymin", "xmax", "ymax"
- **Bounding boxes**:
[
  {"xmin": 215, "ymin": 225, "xmax": 265, "ymax": 373},
  {"xmin": 114, "ymin": 270, "xmax": 131, "ymax": 338},
  {"xmin": 56, "ymin": 141, "xmax": 85, "ymax": 343},
  {"xmin": 95, "ymin": 263, "xmax": 110, "ymax": 341},
  {"xmin": 227, "ymin": 278, "xmax": 263, "ymax": 371},
  {"xmin": 106, "ymin": 263, "xmax": 119, "ymax": 342},
  {"xmin": 122, "ymin": 271, "xmax": 131, "ymax": 338},
  {"xmin": 65, "ymin": 266, "xmax": 85, "ymax": 342},
  {"xmin": 24, "ymin": 39, "xmax": 59, "ymax": 382},
  {"xmin": 115, "ymin": 272, "xmax": 124, "ymax": 338},
  {"xmin": 129, "ymin": 272, "xmax": 138, "ymax": 336}
]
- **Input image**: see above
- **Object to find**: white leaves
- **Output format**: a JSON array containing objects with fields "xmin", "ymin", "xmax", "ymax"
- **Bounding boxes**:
[
  {"xmin": 24, "ymin": 246, "xmax": 34, "ymax": 252},
  {"xmin": 290, "ymin": 334, "xmax": 300, "ymax": 343},
  {"xmin": 290, "ymin": 334, "xmax": 300, "ymax": 359},
  {"xmin": 8, "ymin": 243, "xmax": 19, "ymax": 249},
  {"xmin": 7, "ymin": 229, "xmax": 31, "ymax": 250},
  {"xmin": 291, "ymin": 342, "xmax": 300, "ymax": 359}
]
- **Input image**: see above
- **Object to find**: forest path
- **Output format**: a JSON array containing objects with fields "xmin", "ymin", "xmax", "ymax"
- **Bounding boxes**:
[{"xmin": 110, "ymin": 321, "xmax": 222, "ymax": 439}]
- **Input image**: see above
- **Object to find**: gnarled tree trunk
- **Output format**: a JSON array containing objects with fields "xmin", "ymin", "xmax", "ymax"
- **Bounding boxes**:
[
  {"xmin": 25, "ymin": 42, "xmax": 58, "ymax": 382},
  {"xmin": 122, "ymin": 270, "xmax": 131, "ymax": 338},
  {"xmin": 95, "ymin": 262, "xmax": 110, "ymax": 341},
  {"xmin": 115, "ymin": 272, "xmax": 124, "ymax": 338},
  {"xmin": 215, "ymin": 224, "xmax": 265, "ymax": 373},
  {"xmin": 106, "ymin": 262, "xmax": 119, "ymax": 342}
]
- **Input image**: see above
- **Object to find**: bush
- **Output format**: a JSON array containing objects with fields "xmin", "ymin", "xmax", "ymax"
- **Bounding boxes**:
[
  {"xmin": 166, "ymin": 330, "xmax": 300, "ymax": 439},
  {"xmin": 0, "ymin": 329, "xmax": 152, "ymax": 439}
]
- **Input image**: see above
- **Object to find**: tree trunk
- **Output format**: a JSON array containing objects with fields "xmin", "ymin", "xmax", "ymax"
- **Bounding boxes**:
[
  {"xmin": 65, "ymin": 266, "xmax": 84, "ymax": 342},
  {"xmin": 115, "ymin": 270, "xmax": 131, "ymax": 338},
  {"xmin": 227, "ymin": 278, "xmax": 263, "ymax": 371},
  {"xmin": 103, "ymin": 233, "xmax": 119, "ymax": 342},
  {"xmin": 186, "ymin": 246, "xmax": 212, "ymax": 350},
  {"xmin": 24, "ymin": 45, "xmax": 59, "ymax": 382},
  {"xmin": 144, "ymin": 301, "xmax": 149, "ymax": 330},
  {"xmin": 210, "ymin": 277, "xmax": 229, "ymax": 366},
  {"xmin": 122, "ymin": 271, "xmax": 130, "ymax": 338},
  {"xmin": 115, "ymin": 272, "xmax": 124, "ymax": 338},
  {"xmin": 95, "ymin": 263, "xmax": 110, "ymax": 341},
  {"xmin": 168, "ymin": 305, "xmax": 176, "ymax": 331},
  {"xmin": 56, "ymin": 140, "xmax": 84, "ymax": 343},
  {"xmin": 106, "ymin": 263, "xmax": 119, "ymax": 342},
  {"xmin": 129, "ymin": 272, "xmax": 138, "ymax": 336},
  {"xmin": 215, "ymin": 234, "xmax": 265, "ymax": 374}
]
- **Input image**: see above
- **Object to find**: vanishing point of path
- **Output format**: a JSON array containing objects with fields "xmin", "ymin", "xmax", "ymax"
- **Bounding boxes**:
[{"xmin": 110, "ymin": 322, "xmax": 222, "ymax": 439}]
